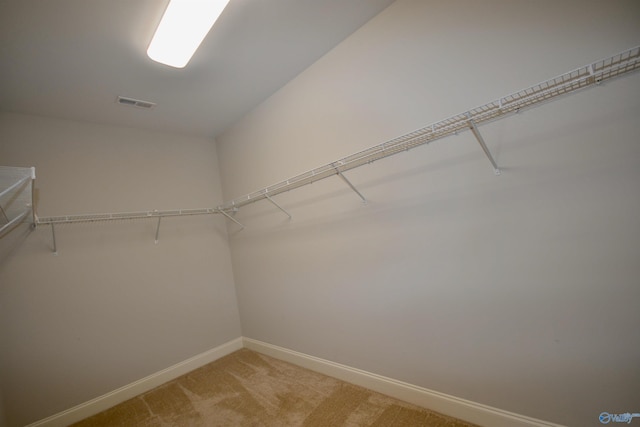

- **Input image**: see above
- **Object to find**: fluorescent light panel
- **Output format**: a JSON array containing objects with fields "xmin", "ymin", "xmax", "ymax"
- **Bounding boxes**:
[{"xmin": 147, "ymin": 0, "xmax": 231, "ymax": 68}]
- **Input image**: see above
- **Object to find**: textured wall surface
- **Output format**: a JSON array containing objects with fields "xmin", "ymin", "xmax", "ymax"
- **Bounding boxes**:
[
  {"xmin": 216, "ymin": 1, "xmax": 640, "ymax": 426},
  {"xmin": 0, "ymin": 113, "xmax": 242, "ymax": 426}
]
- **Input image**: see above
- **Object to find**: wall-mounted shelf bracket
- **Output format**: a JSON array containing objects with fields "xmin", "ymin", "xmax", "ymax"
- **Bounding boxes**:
[
  {"xmin": 334, "ymin": 165, "xmax": 367, "ymax": 204},
  {"xmin": 467, "ymin": 117, "xmax": 501, "ymax": 175},
  {"xmin": 154, "ymin": 216, "xmax": 162, "ymax": 244},
  {"xmin": 217, "ymin": 208, "xmax": 245, "ymax": 229},
  {"xmin": 0, "ymin": 208, "xmax": 30, "ymax": 239},
  {"xmin": 51, "ymin": 223, "xmax": 58, "ymax": 255},
  {"xmin": 264, "ymin": 193, "xmax": 291, "ymax": 219}
]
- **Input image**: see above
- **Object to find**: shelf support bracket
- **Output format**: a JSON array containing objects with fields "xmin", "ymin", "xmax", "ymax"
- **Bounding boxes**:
[
  {"xmin": 51, "ymin": 223, "xmax": 58, "ymax": 255},
  {"xmin": 334, "ymin": 167, "xmax": 367, "ymax": 203},
  {"xmin": 468, "ymin": 119, "xmax": 501, "ymax": 175},
  {"xmin": 0, "ymin": 209, "xmax": 29, "ymax": 239},
  {"xmin": 154, "ymin": 217, "xmax": 161, "ymax": 244},
  {"xmin": 217, "ymin": 209, "xmax": 245, "ymax": 229},
  {"xmin": 0, "ymin": 203, "xmax": 9, "ymax": 224},
  {"xmin": 265, "ymin": 193, "xmax": 291, "ymax": 219}
]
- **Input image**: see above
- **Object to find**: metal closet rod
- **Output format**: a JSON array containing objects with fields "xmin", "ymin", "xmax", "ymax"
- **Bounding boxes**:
[{"xmin": 216, "ymin": 45, "xmax": 640, "ymax": 213}]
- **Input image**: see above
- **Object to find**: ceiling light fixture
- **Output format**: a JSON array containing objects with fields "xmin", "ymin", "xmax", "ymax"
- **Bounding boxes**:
[{"xmin": 147, "ymin": 0, "xmax": 231, "ymax": 69}]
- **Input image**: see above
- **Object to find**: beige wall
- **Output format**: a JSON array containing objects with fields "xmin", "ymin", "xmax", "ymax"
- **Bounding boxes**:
[
  {"xmin": 216, "ymin": 1, "xmax": 640, "ymax": 426},
  {"xmin": 0, "ymin": 113, "xmax": 242, "ymax": 426}
]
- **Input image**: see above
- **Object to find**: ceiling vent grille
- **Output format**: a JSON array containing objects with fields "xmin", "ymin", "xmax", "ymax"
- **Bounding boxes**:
[{"xmin": 116, "ymin": 96, "xmax": 156, "ymax": 109}]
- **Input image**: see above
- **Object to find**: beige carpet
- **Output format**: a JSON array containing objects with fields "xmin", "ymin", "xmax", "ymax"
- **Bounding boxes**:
[{"xmin": 72, "ymin": 349, "xmax": 480, "ymax": 426}]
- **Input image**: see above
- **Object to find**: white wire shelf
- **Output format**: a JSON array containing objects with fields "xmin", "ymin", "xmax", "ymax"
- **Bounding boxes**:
[
  {"xmin": 36, "ymin": 208, "xmax": 220, "ymax": 225},
  {"xmin": 35, "ymin": 207, "xmax": 243, "ymax": 254},
  {"xmin": 0, "ymin": 166, "xmax": 36, "ymax": 238},
  {"xmin": 216, "ymin": 45, "xmax": 640, "ymax": 212}
]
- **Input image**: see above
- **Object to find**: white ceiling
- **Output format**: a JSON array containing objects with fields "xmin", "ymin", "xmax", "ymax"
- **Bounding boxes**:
[{"xmin": 0, "ymin": 0, "xmax": 395, "ymax": 138}]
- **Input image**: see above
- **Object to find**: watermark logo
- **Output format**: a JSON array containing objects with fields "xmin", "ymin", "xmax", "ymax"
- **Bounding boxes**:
[{"xmin": 599, "ymin": 412, "xmax": 640, "ymax": 424}]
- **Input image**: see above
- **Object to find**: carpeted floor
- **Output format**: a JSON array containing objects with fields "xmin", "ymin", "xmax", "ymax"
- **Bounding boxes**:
[{"xmin": 72, "ymin": 349, "xmax": 480, "ymax": 426}]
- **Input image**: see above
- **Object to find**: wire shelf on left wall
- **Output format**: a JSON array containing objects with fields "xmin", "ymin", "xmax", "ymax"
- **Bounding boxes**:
[{"xmin": 0, "ymin": 165, "xmax": 36, "ymax": 239}]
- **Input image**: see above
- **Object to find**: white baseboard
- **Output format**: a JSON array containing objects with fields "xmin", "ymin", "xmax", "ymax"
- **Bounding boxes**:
[
  {"xmin": 243, "ymin": 337, "xmax": 566, "ymax": 427},
  {"xmin": 27, "ymin": 336, "xmax": 565, "ymax": 427},
  {"xmin": 26, "ymin": 337, "xmax": 243, "ymax": 427}
]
